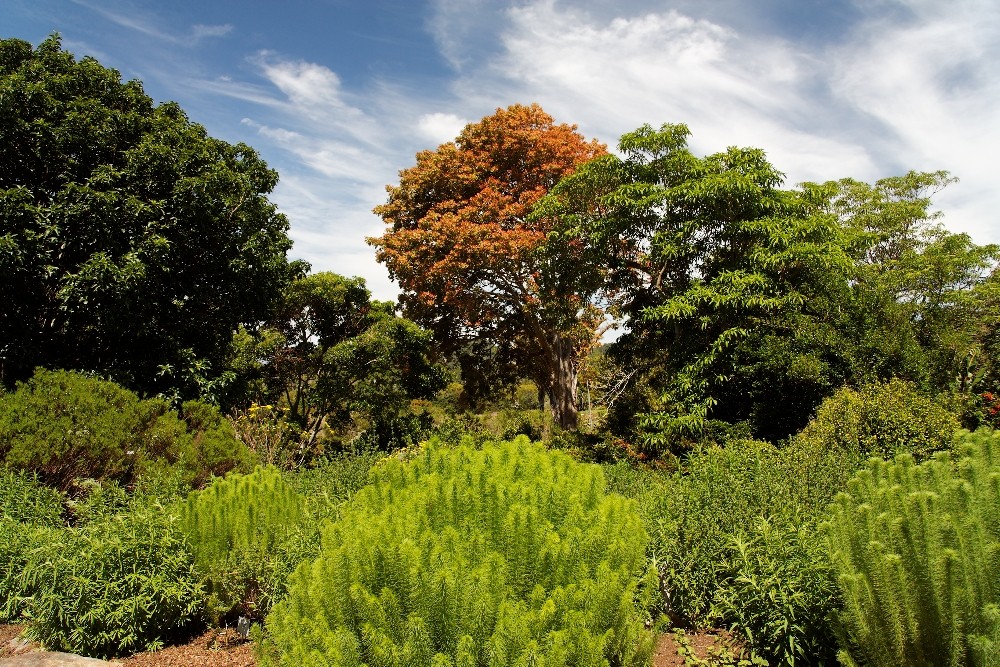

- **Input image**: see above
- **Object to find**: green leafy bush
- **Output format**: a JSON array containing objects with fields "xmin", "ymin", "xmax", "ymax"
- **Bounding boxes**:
[
  {"xmin": 181, "ymin": 465, "xmax": 305, "ymax": 622},
  {"xmin": 262, "ymin": 436, "xmax": 657, "ymax": 667},
  {"xmin": 627, "ymin": 440, "xmax": 852, "ymax": 665},
  {"xmin": 21, "ymin": 506, "xmax": 204, "ymax": 658},
  {"xmin": 0, "ymin": 369, "xmax": 253, "ymax": 489},
  {"xmin": 824, "ymin": 428, "xmax": 1000, "ymax": 667},
  {"xmin": 712, "ymin": 520, "xmax": 839, "ymax": 666},
  {"xmin": 0, "ymin": 467, "xmax": 65, "ymax": 526},
  {"xmin": 0, "ymin": 518, "xmax": 57, "ymax": 622},
  {"xmin": 795, "ymin": 379, "xmax": 960, "ymax": 461}
]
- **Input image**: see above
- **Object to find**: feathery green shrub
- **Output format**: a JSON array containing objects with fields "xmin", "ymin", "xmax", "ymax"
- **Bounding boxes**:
[
  {"xmin": 261, "ymin": 436, "xmax": 657, "ymax": 667},
  {"xmin": 795, "ymin": 379, "xmax": 959, "ymax": 462},
  {"xmin": 181, "ymin": 465, "xmax": 305, "ymax": 622},
  {"xmin": 825, "ymin": 428, "xmax": 1000, "ymax": 667},
  {"xmin": 21, "ymin": 506, "xmax": 203, "ymax": 658}
]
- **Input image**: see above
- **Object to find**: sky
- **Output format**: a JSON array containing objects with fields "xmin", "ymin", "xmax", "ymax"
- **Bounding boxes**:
[{"xmin": 4, "ymin": 0, "xmax": 999, "ymax": 301}]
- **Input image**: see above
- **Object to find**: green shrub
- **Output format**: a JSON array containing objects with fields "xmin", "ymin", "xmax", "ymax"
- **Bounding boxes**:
[
  {"xmin": 0, "ymin": 369, "xmax": 253, "ymax": 490},
  {"xmin": 181, "ymin": 466, "xmax": 305, "ymax": 622},
  {"xmin": 0, "ymin": 369, "xmax": 153, "ymax": 488},
  {"xmin": 262, "ymin": 436, "xmax": 657, "ymax": 667},
  {"xmin": 824, "ymin": 428, "xmax": 1000, "ymax": 667},
  {"xmin": 633, "ymin": 439, "xmax": 853, "ymax": 665},
  {"xmin": 795, "ymin": 379, "xmax": 960, "ymax": 461},
  {"xmin": 713, "ymin": 520, "xmax": 839, "ymax": 666},
  {"xmin": 0, "ymin": 518, "xmax": 57, "ymax": 622},
  {"xmin": 21, "ymin": 506, "xmax": 203, "ymax": 658},
  {"xmin": 0, "ymin": 467, "xmax": 65, "ymax": 526}
]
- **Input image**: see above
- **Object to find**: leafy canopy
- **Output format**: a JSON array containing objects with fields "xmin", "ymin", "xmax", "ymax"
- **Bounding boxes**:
[{"xmin": 0, "ymin": 35, "xmax": 294, "ymax": 399}]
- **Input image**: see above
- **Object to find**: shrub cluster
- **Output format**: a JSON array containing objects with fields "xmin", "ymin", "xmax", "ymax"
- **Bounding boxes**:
[
  {"xmin": 262, "ymin": 436, "xmax": 657, "ymax": 667},
  {"xmin": 825, "ymin": 428, "xmax": 1000, "ymax": 666},
  {"xmin": 610, "ymin": 439, "xmax": 853, "ymax": 665},
  {"xmin": 0, "ymin": 369, "xmax": 254, "ymax": 489},
  {"xmin": 19, "ymin": 506, "xmax": 204, "ymax": 658},
  {"xmin": 181, "ymin": 465, "xmax": 306, "ymax": 622},
  {"xmin": 795, "ymin": 379, "xmax": 960, "ymax": 462}
]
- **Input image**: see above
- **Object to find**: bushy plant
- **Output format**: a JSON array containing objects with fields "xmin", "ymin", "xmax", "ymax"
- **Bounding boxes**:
[
  {"xmin": 0, "ymin": 518, "xmax": 57, "ymax": 622},
  {"xmin": 21, "ymin": 506, "xmax": 203, "ymax": 658},
  {"xmin": 713, "ymin": 520, "xmax": 839, "ymax": 666},
  {"xmin": 261, "ymin": 436, "xmax": 657, "ymax": 667},
  {"xmin": 795, "ymin": 379, "xmax": 960, "ymax": 461},
  {"xmin": 0, "ymin": 467, "xmax": 65, "ymax": 526},
  {"xmin": 628, "ymin": 439, "xmax": 853, "ymax": 665},
  {"xmin": 824, "ymin": 428, "xmax": 1000, "ymax": 667},
  {"xmin": 0, "ymin": 369, "xmax": 254, "ymax": 490},
  {"xmin": 181, "ymin": 465, "xmax": 305, "ymax": 622},
  {"xmin": 0, "ymin": 369, "xmax": 153, "ymax": 488}
]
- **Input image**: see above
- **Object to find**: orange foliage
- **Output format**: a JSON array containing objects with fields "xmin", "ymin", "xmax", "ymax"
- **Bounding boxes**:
[{"xmin": 370, "ymin": 103, "xmax": 606, "ymax": 322}]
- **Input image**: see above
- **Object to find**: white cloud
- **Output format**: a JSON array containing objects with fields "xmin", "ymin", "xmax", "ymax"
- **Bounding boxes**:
[
  {"xmin": 417, "ymin": 112, "xmax": 467, "ymax": 144},
  {"xmin": 828, "ymin": 0, "xmax": 1000, "ymax": 241}
]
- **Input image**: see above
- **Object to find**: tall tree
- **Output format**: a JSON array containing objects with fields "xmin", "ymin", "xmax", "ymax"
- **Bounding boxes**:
[
  {"xmin": 369, "ymin": 104, "xmax": 606, "ymax": 429},
  {"xmin": 0, "ymin": 35, "xmax": 293, "ymax": 398},
  {"xmin": 540, "ymin": 123, "xmax": 859, "ymax": 446}
]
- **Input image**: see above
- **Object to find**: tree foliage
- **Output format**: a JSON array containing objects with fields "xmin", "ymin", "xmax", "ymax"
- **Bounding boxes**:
[
  {"xmin": 370, "ymin": 104, "xmax": 606, "ymax": 429},
  {"xmin": 0, "ymin": 35, "xmax": 294, "ymax": 399},
  {"xmin": 232, "ymin": 272, "xmax": 445, "ymax": 450}
]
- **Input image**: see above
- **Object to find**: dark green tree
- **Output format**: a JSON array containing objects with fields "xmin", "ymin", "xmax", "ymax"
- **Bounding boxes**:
[
  {"xmin": 0, "ymin": 35, "xmax": 293, "ymax": 398},
  {"xmin": 234, "ymin": 272, "xmax": 445, "ymax": 450}
]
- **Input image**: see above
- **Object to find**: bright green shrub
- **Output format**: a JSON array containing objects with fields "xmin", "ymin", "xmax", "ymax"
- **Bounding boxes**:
[
  {"xmin": 0, "ymin": 369, "xmax": 253, "ymax": 490},
  {"xmin": 262, "ymin": 436, "xmax": 657, "ymax": 667},
  {"xmin": 0, "ymin": 467, "xmax": 64, "ymax": 526},
  {"xmin": 825, "ymin": 429, "xmax": 1000, "ymax": 667},
  {"xmin": 796, "ymin": 379, "xmax": 960, "ymax": 461},
  {"xmin": 21, "ymin": 506, "xmax": 203, "ymax": 658},
  {"xmin": 181, "ymin": 466, "xmax": 305, "ymax": 622}
]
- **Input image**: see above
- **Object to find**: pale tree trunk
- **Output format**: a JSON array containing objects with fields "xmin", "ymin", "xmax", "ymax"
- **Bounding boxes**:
[{"xmin": 547, "ymin": 333, "xmax": 579, "ymax": 431}]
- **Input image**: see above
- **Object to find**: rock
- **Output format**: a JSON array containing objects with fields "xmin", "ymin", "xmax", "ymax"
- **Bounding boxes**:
[{"xmin": 0, "ymin": 651, "xmax": 122, "ymax": 666}]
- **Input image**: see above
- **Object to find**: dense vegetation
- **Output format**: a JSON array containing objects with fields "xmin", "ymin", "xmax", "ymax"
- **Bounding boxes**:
[{"xmin": 3, "ymin": 34, "xmax": 1000, "ymax": 667}]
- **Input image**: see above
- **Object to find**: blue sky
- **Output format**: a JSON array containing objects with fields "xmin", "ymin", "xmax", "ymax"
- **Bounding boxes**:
[{"xmin": 5, "ymin": 0, "xmax": 999, "ymax": 301}]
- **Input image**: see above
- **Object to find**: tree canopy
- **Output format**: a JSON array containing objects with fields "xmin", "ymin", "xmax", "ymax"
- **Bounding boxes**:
[
  {"xmin": 370, "ymin": 103, "xmax": 606, "ymax": 429},
  {"xmin": 0, "ymin": 35, "xmax": 294, "ymax": 399}
]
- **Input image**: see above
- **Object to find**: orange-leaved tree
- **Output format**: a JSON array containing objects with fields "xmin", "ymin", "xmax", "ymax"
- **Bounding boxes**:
[{"xmin": 369, "ymin": 104, "xmax": 607, "ymax": 430}]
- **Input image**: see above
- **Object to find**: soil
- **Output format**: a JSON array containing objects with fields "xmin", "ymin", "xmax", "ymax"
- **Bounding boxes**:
[{"xmin": 3, "ymin": 624, "xmax": 737, "ymax": 666}]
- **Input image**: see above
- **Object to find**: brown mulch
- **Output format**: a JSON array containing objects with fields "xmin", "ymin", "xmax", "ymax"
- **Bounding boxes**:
[
  {"xmin": 0, "ymin": 626, "xmax": 254, "ymax": 667},
  {"xmin": 118, "ymin": 630, "xmax": 255, "ymax": 667},
  {"xmin": 4, "ymin": 623, "xmax": 742, "ymax": 666}
]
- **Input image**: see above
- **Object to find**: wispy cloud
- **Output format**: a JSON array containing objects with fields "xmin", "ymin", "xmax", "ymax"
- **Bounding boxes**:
[{"xmin": 191, "ymin": 23, "xmax": 233, "ymax": 41}]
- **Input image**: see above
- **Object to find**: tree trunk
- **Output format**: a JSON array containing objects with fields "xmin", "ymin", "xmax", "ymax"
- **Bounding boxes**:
[{"xmin": 548, "ymin": 333, "xmax": 579, "ymax": 431}]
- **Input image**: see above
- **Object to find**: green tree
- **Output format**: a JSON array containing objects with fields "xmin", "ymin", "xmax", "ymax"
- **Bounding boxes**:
[
  {"xmin": 541, "ymin": 123, "xmax": 857, "ymax": 447},
  {"xmin": 0, "ymin": 35, "xmax": 293, "ymax": 398},
  {"xmin": 237, "ymin": 272, "xmax": 445, "ymax": 450}
]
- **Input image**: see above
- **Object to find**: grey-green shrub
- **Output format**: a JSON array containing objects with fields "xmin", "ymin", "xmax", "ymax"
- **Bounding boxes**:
[
  {"xmin": 824, "ymin": 428, "xmax": 1000, "ymax": 667},
  {"xmin": 795, "ymin": 379, "xmax": 960, "ymax": 462},
  {"xmin": 181, "ymin": 465, "xmax": 305, "ymax": 622},
  {"xmin": 261, "ymin": 436, "xmax": 657, "ymax": 667},
  {"xmin": 21, "ymin": 506, "xmax": 203, "ymax": 658}
]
